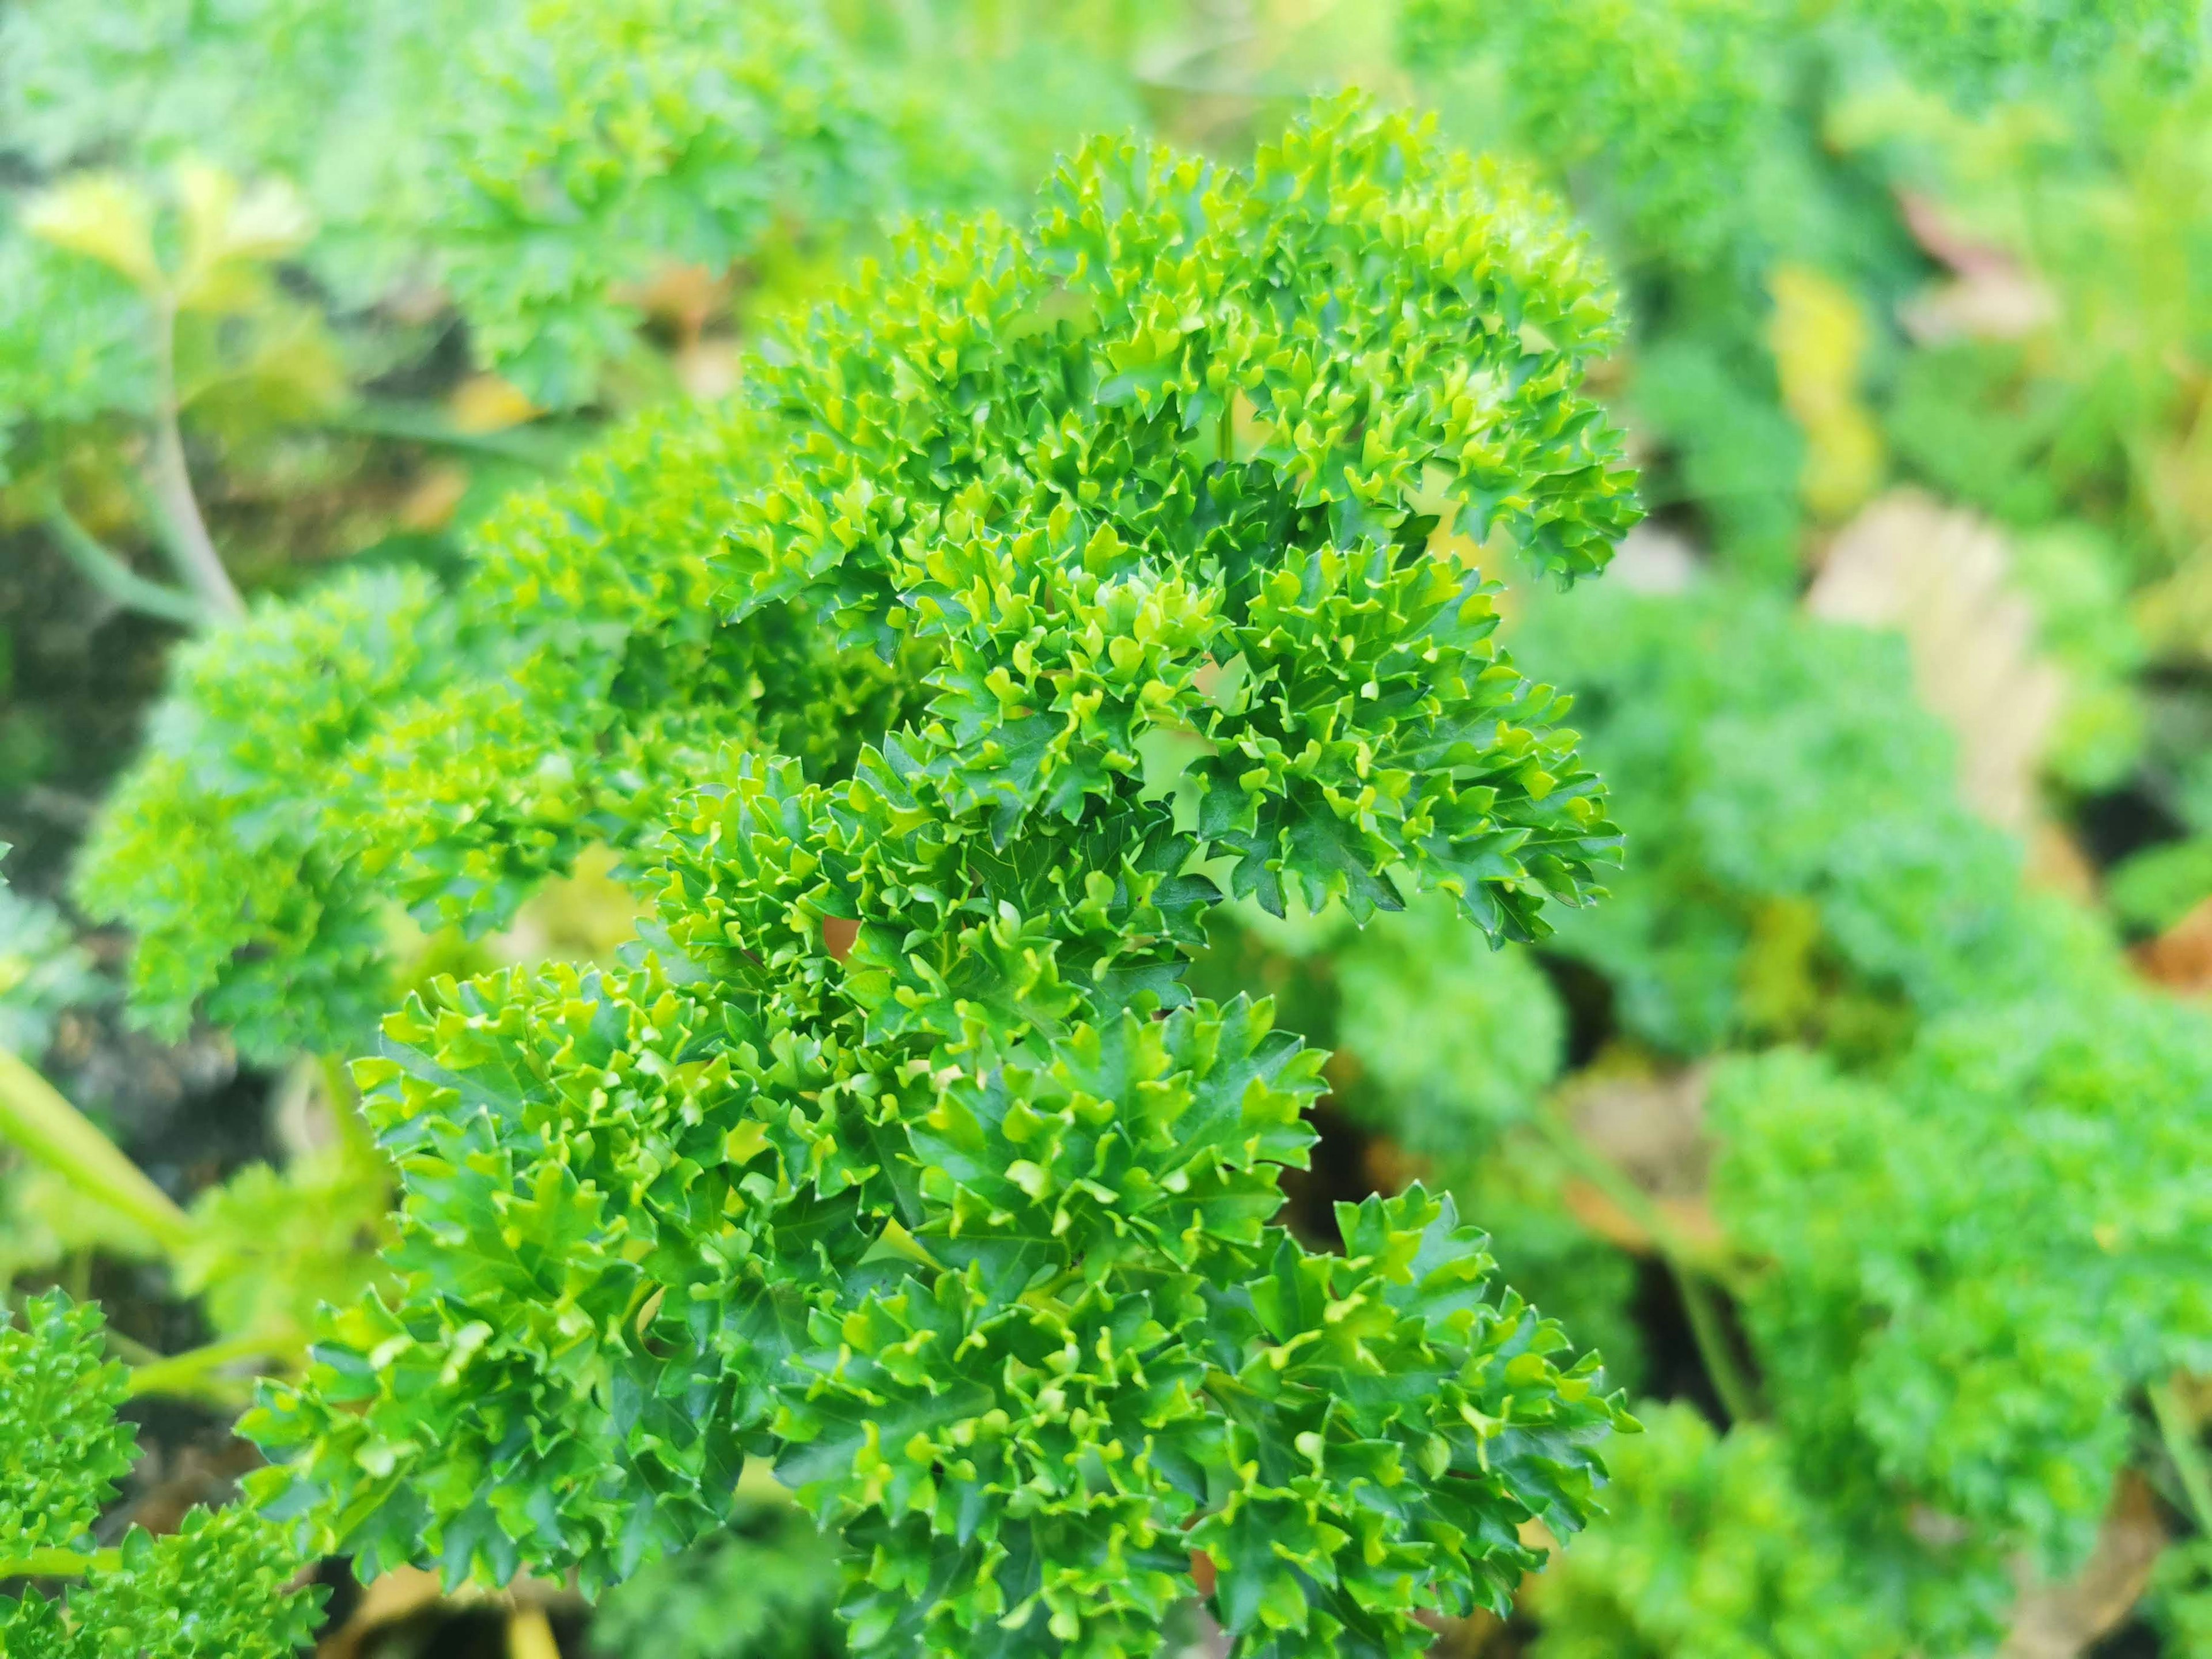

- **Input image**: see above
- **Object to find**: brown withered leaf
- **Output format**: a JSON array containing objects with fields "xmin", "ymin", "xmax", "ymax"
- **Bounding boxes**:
[
  {"xmin": 2026, "ymin": 821, "xmax": 2103, "ymax": 907},
  {"xmin": 1809, "ymin": 491, "xmax": 2066, "ymax": 836},
  {"xmin": 1893, "ymin": 190, "xmax": 2056, "ymax": 345},
  {"xmin": 1563, "ymin": 1063, "xmax": 1712, "ymax": 1202},
  {"xmin": 2133, "ymin": 896, "xmax": 2212, "ymax": 994},
  {"xmin": 1999, "ymin": 1470, "xmax": 2167, "ymax": 1659},
  {"xmin": 1555, "ymin": 1065, "xmax": 1726, "ymax": 1256}
]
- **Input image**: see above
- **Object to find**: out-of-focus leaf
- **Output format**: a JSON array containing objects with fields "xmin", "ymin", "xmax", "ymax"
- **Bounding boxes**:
[
  {"xmin": 1769, "ymin": 264, "xmax": 1884, "ymax": 523},
  {"xmin": 23, "ymin": 173, "xmax": 161, "ymax": 291}
]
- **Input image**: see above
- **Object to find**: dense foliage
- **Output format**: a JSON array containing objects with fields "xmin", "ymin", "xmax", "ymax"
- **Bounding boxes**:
[
  {"xmin": 14, "ymin": 93, "xmax": 1653, "ymax": 1658},
  {"xmin": 0, "ymin": 0, "xmax": 1162, "ymax": 645},
  {"xmin": 0, "ymin": 1289, "xmax": 321, "ymax": 1657},
  {"xmin": 240, "ymin": 100, "xmax": 1642, "ymax": 1659},
  {"xmin": 9, "ymin": 4, "xmax": 2212, "ymax": 1658},
  {"xmin": 1402, "ymin": 0, "xmax": 2212, "ymax": 902},
  {"xmin": 75, "ymin": 408, "xmax": 791, "ymax": 1057}
]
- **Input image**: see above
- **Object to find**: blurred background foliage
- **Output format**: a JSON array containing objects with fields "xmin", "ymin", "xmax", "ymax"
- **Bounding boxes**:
[{"xmin": 5, "ymin": 0, "xmax": 2212, "ymax": 1655}]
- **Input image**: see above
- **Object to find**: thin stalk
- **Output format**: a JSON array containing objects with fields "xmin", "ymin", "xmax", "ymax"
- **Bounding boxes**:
[
  {"xmin": 1525, "ymin": 1107, "xmax": 1729, "ymax": 1279},
  {"xmin": 145, "ymin": 296, "xmax": 244, "ymax": 622},
  {"xmin": 507, "ymin": 1605, "xmax": 562, "ymax": 1659},
  {"xmin": 2150, "ymin": 1377, "xmax": 2212, "ymax": 1536},
  {"xmin": 0, "ymin": 1547, "xmax": 120, "ymax": 1579},
  {"xmin": 0, "ymin": 1048, "xmax": 199, "ymax": 1256},
  {"xmin": 1676, "ymin": 1273, "xmax": 1761, "ymax": 1427},
  {"xmin": 127, "ymin": 1333, "xmax": 299, "ymax": 1402},
  {"xmin": 40, "ymin": 502, "xmax": 203, "ymax": 627},
  {"xmin": 324, "ymin": 401, "xmax": 568, "ymax": 468},
  {"xmin": 1527, "ymin": 1108, "xmax": 1761, "ymax": 1422},
  {"xmin": 104, "ymin": 1327, "xmax": 162, "ymax": 1366}
]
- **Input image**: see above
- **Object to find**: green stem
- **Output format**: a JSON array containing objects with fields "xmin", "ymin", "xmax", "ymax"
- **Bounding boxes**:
[
  {"xmin": 146, "ymin": 295, "xmax": 244, "ymax": 622},
  {"xmin": 1527, "ymin": 1108, "xmax": 1761, "ymax": 1422},
  {"xmin": 0, "ymin": 1049, "xmax": 199, "ymax": 1256},
  {"xmin": 128, "ymin": 1333, "xmax": 297, "ymax": 1402},
  {"xmin": 40, "ymin": 502, "xmax": 203, "ymax": 627},
  {"xmin": 0, "ymin": 1547, "xmax": 120, "ymax": 1578},
  {"xmin": 323, "ymin": 400, "xmax": 569, "ymax": 468},
  {"xmin": 104, "ymin": 1327, "xmax": 162, "ymax": 1367},
  {"xmin": 2150, "ymin": 1378, "xmax": 2212, "ymax": 1536},
  {"xmin": 1677, "ymin": 1272, "xmax": 1761, "ymax": 1427}
]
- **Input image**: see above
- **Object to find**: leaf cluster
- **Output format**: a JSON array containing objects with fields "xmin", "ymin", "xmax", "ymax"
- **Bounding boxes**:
[
  {"xmin": 237, "ymin": 99, "xmax": 1641, "ymax": 1659},
  {"xmin": 1712, "ymin": 987, "xmax": 2212, "ymax": 1603},
  {"xmin": 1525, "ymin": 1403, "xmax": 1910, "ymax": 1659},
  {"xmin": 1509, "ymin": 578, "xmax": 2089, "ymax": 1059},
  {"xmin": 75, "ymin": 397, "xmax": 897, "ymax": 1058},
  {"xmin": 0, "ymin": 1290, "xmax": 323, "ymax": 1658},
  {"xmin": 1213, "ymin": 566, "xmax": 2212, "ymax": 1654},
  {"xmin": 1400, "ymin": 0, "xmax": 2205, "ymax": 738}
]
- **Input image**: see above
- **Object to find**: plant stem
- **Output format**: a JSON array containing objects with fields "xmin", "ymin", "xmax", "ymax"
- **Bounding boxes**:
[
  {"xmin": 2150, "ymin": 1377, "xmax": 2212, "ymax": 1536},
  {"xmin": 104, "ymin": 1326, "xmax": 163, "ymax": 1366},
  {"xmin": 1526, "ymin": 1107, "xmax": 1762, "ymax": 1423},
  {"xmin": 1676, "ymin": 1272, "xmax": 1761, "ymax": 1427},
  {"xmin": 40, "ymin": 502, "xmax": 203, "ymax": 627},
  {"xmin": 507, "ymin": 1604, "xmax": 562, "ymax": 1659},
  {"xmin": 128, "ymin": 1333, "xmax": 298, "ymax": 1402},
  {"xmin": 146, "ymin": 296, "xmax": 244, "ymax": 622},
  {"xmin": 0, "ymin": 1048, "xmax": 199, "ymax": 1256},
  {"xmin": 323, "ymin": 400, "xmax": 567, "ymax": 468},
  {"xmin": 0, "ymin": 1547, "xmax": 120, "ymax": 1579}
]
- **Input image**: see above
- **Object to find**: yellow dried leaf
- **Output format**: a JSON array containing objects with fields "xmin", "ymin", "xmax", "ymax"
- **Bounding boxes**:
[
  {"xmin": 24, "ymin": 173, "xmax": 161, "ymax": 292},
  {"xmin": 397, "ymin": 464, "xmax": 472, "ymax": 533},
  {"xmin": 1768, "ymin": 263, "xmax": 1884, "ymax": 521}
]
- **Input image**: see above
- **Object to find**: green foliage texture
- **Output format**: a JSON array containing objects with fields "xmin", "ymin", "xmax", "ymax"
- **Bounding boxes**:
[
  {"xmin": 1229, "ymin": 561, "xmax": 2212, "ymax": 1655},
  {"xmin": 0, "ymin": 0, "xmax": 1017, "ymax": 410},
  {"xmin": 0, "ymin": 1291, "xmax": 322, "ymax": 1658},
  {"xmin": 226, "ymin": 99, "xmax": 1644, "ymax": 1659}
]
